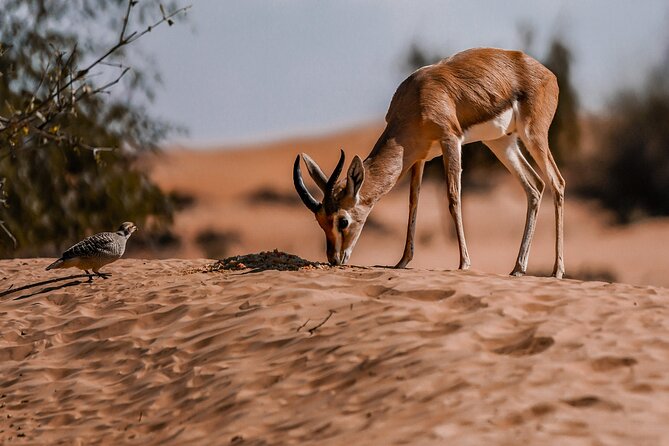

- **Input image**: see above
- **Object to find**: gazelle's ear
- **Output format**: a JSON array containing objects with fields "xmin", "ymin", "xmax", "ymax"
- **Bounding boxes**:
[{"xmin": 346, "ymin": 155, "xmax": 365, "ymax": 201}]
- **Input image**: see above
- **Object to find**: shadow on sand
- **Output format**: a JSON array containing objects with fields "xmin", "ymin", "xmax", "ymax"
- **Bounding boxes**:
[{"xmin": 1, "ymin": 273, "xmax": 106, "ymax": 301}]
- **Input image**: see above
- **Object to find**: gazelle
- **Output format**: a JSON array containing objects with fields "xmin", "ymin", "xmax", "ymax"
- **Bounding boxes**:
[{"xmin": 293, "ymin": 48, "xmax": 565, "ymax": 278}]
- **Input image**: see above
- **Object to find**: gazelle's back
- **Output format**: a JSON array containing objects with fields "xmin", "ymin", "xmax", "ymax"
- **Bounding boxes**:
[{"xmin": 386, "ymin": 48, "xmax": 557, "ymax": 133}]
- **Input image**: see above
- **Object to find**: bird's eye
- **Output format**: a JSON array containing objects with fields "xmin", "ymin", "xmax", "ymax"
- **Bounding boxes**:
[{"xmin": 338, "ymin": 218, "xmax": 349, "ymax": 231}]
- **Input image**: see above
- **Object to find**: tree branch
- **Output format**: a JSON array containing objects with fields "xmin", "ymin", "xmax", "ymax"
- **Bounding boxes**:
[
  {"xmin": 0, "ymin": 220, "xmax": 17, "ymax": 248},
  {"xmin": 119, "ymin": 0, "xmax": 135, "ymax": 44},
  {"xmin": 0, "ymin": 3, "xmax": 191, "ymax": 138},
  {"xmin": 125, "ymin": 4, "xmax": 191, "ymax": 45},
  {"xmin": 0, "ymin": 1, "xmax": 191, "ymax": 248}
]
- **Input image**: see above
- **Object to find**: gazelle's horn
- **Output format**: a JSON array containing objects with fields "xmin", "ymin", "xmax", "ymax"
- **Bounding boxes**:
[
  {"xmin": 325, "ymin": 149, "xmax": 346, "ymax": 196},
  {"xmin": 293, "ymin": 155, "xmax": 321, "ymax": 212},
  {"xmin": 302, "ymin": 153, "xmax": 328, "ymax": 192}
]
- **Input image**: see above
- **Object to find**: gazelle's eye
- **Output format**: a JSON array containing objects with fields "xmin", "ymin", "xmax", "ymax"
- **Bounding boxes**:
[{"xmin": 338, "ymin": 218, "xmax": 349, "ymax": 231}]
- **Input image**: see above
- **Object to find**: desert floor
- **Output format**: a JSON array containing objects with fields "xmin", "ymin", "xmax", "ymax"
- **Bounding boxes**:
[{"xmin": 1, "ymin": 257, "xmax": 668, "ymax": 445}]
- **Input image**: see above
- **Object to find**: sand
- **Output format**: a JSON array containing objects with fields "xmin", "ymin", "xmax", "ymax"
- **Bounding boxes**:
[
  {"xmin": 1, "ymin": 257, "xmax": 669, "ymax": 444},
  {"xmin": 3, "ymin": 124, "xmax": 669, "ymax": 444}
]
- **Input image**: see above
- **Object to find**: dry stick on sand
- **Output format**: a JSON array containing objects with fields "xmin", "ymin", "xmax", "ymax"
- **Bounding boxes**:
[
  {"xmin": 308, "ymin": 310, "xmax": 336, "ymax": 336},
  {"xmin": 296, "ymin": 319, "xmax": 311, "ymax": 333}
]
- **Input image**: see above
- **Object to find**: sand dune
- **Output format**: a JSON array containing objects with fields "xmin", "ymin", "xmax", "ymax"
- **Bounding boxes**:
[
  {"xmin": 4, "ymin": 125, "xmax": 668, "ymax": 444},
  {"xmin": 1, "ymin": 257, "xmax": 668, "ymax": 444}
]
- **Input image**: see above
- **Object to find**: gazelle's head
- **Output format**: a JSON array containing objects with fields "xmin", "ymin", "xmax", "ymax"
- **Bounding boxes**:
[{"xmin": 293, "ymin": 149, "xmax": 369, "ymax": 266}]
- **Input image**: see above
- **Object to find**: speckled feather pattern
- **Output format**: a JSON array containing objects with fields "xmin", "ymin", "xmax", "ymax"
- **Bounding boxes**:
[{"xmin": 61, "ymin": 231, "xmax": 127, "ymax": 260}]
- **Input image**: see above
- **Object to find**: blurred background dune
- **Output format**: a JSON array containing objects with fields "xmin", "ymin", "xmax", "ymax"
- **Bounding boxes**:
[{"xmin": 2, "ymin": 0, "xmax": 669, "ymax": 287}]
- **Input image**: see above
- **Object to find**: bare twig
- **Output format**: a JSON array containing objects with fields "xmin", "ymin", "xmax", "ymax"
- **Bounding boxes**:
[
  {"xmin": 91, "ymin": 147, "xmax": 116, "ymax": 155},
  {"xmin": 30, "ymin": 59, "xmax": 52, "ymax": 108},
  {"xmin": 99, "ymin": 61, "xmax": 126, "ymax": 69},
  {"xmin": 119, "ymin": 0, "xmax": 134, "ymax": 44},
  {"xmin": 125, "ymin": 5, "xmax": 191, "ymax": 44},
  {"xmin": 0, "ymin": 3, "xmax": 191, "ymax": 137},
  {"xmin": 296, "ymin": 319, "xmax": 311, "ymax": 332},
  {"xmin": 81, "ymin": 3, "xmax": 191, "ymax": 78},
  {"xmin": 0, "ymin": 43, "xmax": 11, "ymax": 57},
  {"xmin": 28, "ymin": 125, "xmax": 117, "ymax": 154},
  {"xmin": 0, "ymin": 220, "xmax": 17, "ymax": 248},
  {"xmin": 308, "ymin": 310, "xmax": 336, "ymax": 335},
  {"xmin": 63, "ymin": 43, "xmax": 78, "ymax": 71},
  {"xmin": 88, "ymin": 66, "xmax": 131, "ymax": 96}
]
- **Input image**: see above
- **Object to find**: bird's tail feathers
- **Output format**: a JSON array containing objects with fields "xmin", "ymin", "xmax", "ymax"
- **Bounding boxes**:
[{"xmin": 46, "ymin": 258, "xmax": 65, "ymax": 270}]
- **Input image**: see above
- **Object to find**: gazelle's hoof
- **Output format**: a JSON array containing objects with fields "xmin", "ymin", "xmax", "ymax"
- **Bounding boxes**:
[
  {"xmin": 552, "ymin": 270, "xmax": 564, "ymax": 279},
  {"xmin": 394, "ymin": 259, "xmax": 410, "ymax": 269},
  {"xmin": 510, "ymin": 269, "xmax": 525, "ymax": 277}
]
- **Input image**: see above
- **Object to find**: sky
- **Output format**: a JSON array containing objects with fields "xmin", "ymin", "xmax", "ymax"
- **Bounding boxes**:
[{"xmin": 138, "ymin": 0, "xmax": 669, "ymax": 147}]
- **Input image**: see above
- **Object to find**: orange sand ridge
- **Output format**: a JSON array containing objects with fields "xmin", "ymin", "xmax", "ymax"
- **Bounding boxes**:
[{"xmin": 1, "ymin": 257, "xmax": 668, "ymax": 444}]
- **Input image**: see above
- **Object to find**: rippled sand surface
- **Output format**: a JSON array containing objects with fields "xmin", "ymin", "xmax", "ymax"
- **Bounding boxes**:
[{"xmin": 1, "ymin": 258, "xmax": 668, "ymax": 444}]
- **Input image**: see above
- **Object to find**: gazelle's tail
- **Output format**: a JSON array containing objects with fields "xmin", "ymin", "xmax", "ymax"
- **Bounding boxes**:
[{"xmin": 46, "ymin": 258, "xmax": 64, "ymax": 271}]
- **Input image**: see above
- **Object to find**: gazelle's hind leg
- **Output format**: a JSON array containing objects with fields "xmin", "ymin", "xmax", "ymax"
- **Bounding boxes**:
[
  {"xmin": 484, "ymin": 135, "xmax": 545, "ymax": 276},
  {"xmin": 521, "ymin": 134, "xmax": 565, "ymax": 278},
  {"xmin": 517, "ymin": 84, "xmax": 566, "ymax": 278}
]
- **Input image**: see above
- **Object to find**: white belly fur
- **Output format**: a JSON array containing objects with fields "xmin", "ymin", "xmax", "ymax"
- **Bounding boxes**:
[
  {"xmin": 462, "ymin": 102, "xmax": 517, "ymax": 144},
  {"xmin": 422, "ymin": 101, "xmax": 518, "ymax": 160}
]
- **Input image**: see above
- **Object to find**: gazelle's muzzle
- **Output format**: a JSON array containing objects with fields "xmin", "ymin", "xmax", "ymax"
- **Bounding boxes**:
[{"xmin": 327, "ymin": 245, "xmax": 350, "ymax": 266}]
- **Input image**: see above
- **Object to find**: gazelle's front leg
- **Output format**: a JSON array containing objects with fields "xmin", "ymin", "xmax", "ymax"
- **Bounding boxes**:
[
  {"xmin": 395, "ymin": 161, "xmax": 425, "ymax": 268},
  {"xmin": 441, "ymin": 135, "xmax": 471, "ymax": 270}
]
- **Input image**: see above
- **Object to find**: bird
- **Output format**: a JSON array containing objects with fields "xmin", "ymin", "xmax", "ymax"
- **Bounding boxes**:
[{"xmin": 46, "ymin": 222, "xmax": 138, "ymax": 281}]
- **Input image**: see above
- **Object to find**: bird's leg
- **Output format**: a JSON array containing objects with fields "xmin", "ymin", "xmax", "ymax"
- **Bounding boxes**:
[
  {"xmin": 94, "ymin": 270, "xmax": 111, "ymax": 279},
  {"xmin": 85, "ymin": 270, "xmax": 93, "ymax": 283}
]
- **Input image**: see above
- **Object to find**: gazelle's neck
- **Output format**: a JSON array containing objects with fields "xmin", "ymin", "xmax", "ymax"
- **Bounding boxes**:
[{"xmin": 359, "ymin": 133, "xmax": 405, "ymax": 208}]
